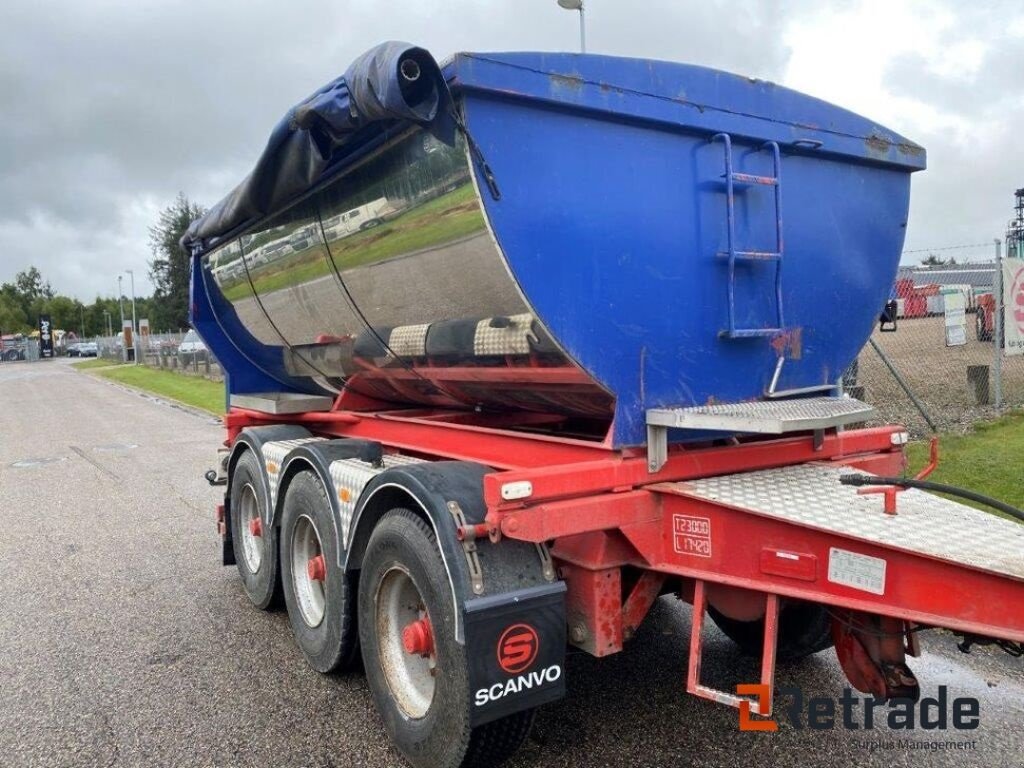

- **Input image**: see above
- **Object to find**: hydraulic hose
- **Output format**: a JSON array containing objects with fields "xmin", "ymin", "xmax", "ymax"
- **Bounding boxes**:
[{"xmin": 839, "ymin": 475, "xmax": 1024, "ymax": 523}]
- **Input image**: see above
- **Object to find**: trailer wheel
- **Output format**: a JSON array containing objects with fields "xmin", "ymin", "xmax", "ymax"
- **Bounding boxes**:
[
  {"xmin": 708, "ymin": 600, "xmax": 833, "ymax": 662},
  {"xmin": 359, "ymin": 509, "xmax": 534, "ymax": 768},
  {"xmin": 229, "ymin": 450, "xmax": 282, "ymax": 609},
  {"xmin": 280, "ymin": 471, "xmax": 359, "ymax": 673}
]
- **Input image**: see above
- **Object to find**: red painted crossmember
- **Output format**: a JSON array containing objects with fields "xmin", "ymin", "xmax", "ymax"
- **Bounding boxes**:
[
  {"xmin": 306, "ymin": 554, "xmax": 326, "ymax": 582},
  {"xmin": 248, "ymin": 518, "xmax": 263, "ymax": 537},
  {"xmin": 402, "ymin": 618, "xmax": 434, "ymax": 657}
]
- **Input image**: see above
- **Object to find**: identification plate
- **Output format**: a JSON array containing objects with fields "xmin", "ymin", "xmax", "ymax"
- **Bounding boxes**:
[{"xmin": 828, "ymin": 547, "xmax": 886, "ymax": 595}]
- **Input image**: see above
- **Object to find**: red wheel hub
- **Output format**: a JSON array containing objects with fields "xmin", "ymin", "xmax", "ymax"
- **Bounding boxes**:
[
  {"xmin": 306, "ymin": 554, "xmax": 326, "ymax": 582},
  {"xmin": 248, "ymin": 517, "xmax": 263, "ymax": 537},
  {"xmin": 402, "ymin": 617, "xmax": 434, "ymax": 657}
]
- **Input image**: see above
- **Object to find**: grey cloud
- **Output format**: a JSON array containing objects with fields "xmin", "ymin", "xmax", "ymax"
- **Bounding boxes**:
[
  {"xmin": 882, "ymin": 0, "xmax": 1024, "ymax": 258},
  {"xmin": 12, "ymin": 0, "xmax": 1008, "ymax": 300}
]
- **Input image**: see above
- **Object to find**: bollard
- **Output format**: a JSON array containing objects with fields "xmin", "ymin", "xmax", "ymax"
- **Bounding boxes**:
[
  {"xmin": 846, "ymin": 385, "xmax": 866, "ymax": 402},
  {"xmin": 967, "ymin": 365, "xmax": 990, "ymax": 405}
]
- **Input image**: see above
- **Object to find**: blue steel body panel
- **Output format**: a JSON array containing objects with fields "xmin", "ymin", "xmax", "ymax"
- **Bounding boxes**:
[
  {"xmin": 190, "ymin": 48, "xmax": 924, "ymax": 448},
  {"xmin": 447, "ymin": 52, "xmax": 923, "ymax": 446}
]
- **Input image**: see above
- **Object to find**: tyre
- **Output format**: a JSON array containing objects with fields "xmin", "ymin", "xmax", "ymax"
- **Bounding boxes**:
[
  {"xmin": 229, "ymin": 450, "xmax": 282, "ymax": 609},
  {"xmin": 359, "ymin": 509, "xmax": 534, "ymax": 768},
  {"xmin": 708, "ymin": 600, "xmax": 833, "ymax": 662},
  {"xmin": 280, "ymin": 471, "xmax": 359, "ymax": 673}
]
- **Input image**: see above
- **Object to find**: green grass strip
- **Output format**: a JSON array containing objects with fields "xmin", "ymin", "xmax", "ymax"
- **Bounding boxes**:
[
  {"xmin": 87, "ymin": 364, "xmax": 225, "ymax": 415},
  {"xmin": 71, "ymin": 358, "xmax": 122, "ymax": 370},
  {"xmin": 906, "ymin": 410, "xmax": 1024, "ymax": 521}
]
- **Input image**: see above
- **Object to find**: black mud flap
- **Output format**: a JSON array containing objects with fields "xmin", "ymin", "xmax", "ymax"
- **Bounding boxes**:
[
  {"xmin": 465, "ymin": 582, "xmax": 567, "ymax": 726},
  {"xmin": 221, "ymin": 497, "xmax": 236, "ymax": 566}
]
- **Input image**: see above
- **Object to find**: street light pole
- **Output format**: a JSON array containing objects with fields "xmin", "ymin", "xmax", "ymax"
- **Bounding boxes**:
[
  {"xmin": 117, "ymin": 275, "xmax": 126, "ymax": 362},
  {"xmin": 103, "ymin": 310, "xmax": 112, "ymax": 339},
  {"xmin": 557, "ymin": 0, "xmax": 586, "ymax": 53},
  {"xmin": 126, "ymin": 268, "xmax": 139, "ymax": 365}
]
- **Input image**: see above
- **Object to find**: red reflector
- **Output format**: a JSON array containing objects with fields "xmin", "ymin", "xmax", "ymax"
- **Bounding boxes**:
[{"xmin": 759, "ymin": 549, "xmax": 817, "ymax": 582}]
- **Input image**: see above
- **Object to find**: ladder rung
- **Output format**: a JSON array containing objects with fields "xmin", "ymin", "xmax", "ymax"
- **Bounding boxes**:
[
  {"xmin": 726, "ymin": 172, "xmax": 778, "ymax": 185},
  {"xmin": 722, "ymin": 328, "xmax": 782, "ymax": 339},
  {"xmin": 717, "ymin": 250, "xmax": 781, "ymax": 262}
]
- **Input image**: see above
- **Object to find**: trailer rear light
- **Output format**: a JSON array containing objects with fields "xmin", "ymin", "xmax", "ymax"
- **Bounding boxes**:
[
  {"xmin": 890, "ymin": 431, "xmax": 909, "ymax": 445},
  {"xmin": 501, "ymin": 480, "xmax": 533, "ymax": 501}
]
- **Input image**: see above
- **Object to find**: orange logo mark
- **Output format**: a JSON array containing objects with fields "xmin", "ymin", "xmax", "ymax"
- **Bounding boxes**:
[{"xmin": 737, "ymin": 684, "xmax": 778, "ymax": 731}]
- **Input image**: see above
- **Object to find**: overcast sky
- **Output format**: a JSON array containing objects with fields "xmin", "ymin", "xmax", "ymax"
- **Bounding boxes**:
[{"xmin": 1, "ymin": 0, "xmax": 1021, "ymax": 299}]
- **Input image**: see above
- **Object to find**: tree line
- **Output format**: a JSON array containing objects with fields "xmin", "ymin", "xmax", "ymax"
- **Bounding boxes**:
[{"xmin": 0, "ymin": 195, "xmax": 205, "ymax": 338}]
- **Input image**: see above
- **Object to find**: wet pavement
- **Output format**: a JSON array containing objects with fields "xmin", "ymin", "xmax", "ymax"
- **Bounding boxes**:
[{"xmin": 1, "ymin": 359, "xmax": 1021, "ymax": 767}]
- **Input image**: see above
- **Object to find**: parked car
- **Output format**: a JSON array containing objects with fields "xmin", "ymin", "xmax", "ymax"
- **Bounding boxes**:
[
  {"xmin": 177, "ymin": 330, "xmax": 208, "ymax": 365},
  {"xmin": 78, "ymin": 342, "xmax": 98, "ymax": 357},
  {"xmin": 66, "ymin": 342, "xmax": 82, "ymax": 357}
]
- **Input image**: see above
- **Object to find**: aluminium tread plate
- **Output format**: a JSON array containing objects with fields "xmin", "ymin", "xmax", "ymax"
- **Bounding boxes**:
[
  {"xmin": 230, "ymin": 392, "xmax": 335, "ymax": 414},
  {"xmin": 646, "ymin": 397, "xmax": 876, "ymax": 433},
  {"xmin": 329, "ymin": 453, "xmax": 425, "ymax": 544},
  {"xmin": 670, "ymin": 463, "xmax": 1024, "ymax": 581}
]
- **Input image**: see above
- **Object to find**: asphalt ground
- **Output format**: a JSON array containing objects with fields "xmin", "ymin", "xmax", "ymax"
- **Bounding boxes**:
[{"xmin": 1, "ymin": 358, "xmax": 1022, "ymax": 768}]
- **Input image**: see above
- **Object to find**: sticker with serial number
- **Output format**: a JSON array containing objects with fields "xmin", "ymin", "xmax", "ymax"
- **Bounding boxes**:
[
  {"xmin": 672, "ymin": 514, "xmax": 712, "ymax": 558},
  {"xmin": 827, "ymin": 547, "xmax": 886, "ymax": 595}
]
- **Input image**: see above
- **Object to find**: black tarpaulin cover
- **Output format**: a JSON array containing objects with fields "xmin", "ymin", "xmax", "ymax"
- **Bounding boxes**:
[{"xmin": 181, "ymin": 41, "xmax": 453, "ymax": 254}]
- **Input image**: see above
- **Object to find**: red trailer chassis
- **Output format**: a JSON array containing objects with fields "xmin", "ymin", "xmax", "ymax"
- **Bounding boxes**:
[{"xmin": 222, "ymin": 405, "xmax": 1024, "ymax": 716}]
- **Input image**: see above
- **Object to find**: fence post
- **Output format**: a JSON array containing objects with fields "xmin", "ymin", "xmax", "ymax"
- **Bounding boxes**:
[
  {"xmin": 993, "ymin": 238, "xmax": 1003, "ymax": 410},
  {"xmin": 868, "ymin": 337, "xmax": 938, "ymax": 432}
]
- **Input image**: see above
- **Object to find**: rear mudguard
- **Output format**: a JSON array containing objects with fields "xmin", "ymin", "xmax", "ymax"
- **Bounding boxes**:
[
  {"xmin": 221, "ymin": 424, "xmax": 316, "ymax": 565},
  {"xmin": 348, "ymin": 461, "xmax": 567, "ymax": 725}
]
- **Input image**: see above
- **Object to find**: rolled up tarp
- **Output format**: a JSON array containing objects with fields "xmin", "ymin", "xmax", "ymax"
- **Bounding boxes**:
[{"xmin": 181, "ymin": 41, "xmax": 453, "ymax": 254}]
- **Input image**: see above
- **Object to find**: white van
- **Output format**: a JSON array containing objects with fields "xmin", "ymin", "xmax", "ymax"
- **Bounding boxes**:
[{"xmin": 322, "ymin": 197, "xmax": 393, "ymax": 240}]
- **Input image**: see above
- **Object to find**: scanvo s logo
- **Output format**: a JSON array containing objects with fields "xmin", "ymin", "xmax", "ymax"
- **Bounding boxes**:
[
  {"xmin": 474, "ymin": 623, "xmax": 562, "ymax": 707},
  {"xmin": 497, "ymin": 624, "xmax": 538, "ymax": 673}
]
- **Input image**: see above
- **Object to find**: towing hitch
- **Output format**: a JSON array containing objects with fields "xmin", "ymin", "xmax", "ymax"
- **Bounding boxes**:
[{"xmin": 204, "ymin": 469, "xmax": 227, "ymax": 486}]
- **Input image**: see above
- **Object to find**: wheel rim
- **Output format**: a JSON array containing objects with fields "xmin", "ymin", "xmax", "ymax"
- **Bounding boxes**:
[
  {"xmin": 375, "ymin": 566, "xmax": 436, "ymax": 719},
  {"xmin": 291, "ymin": 515, "xmax": 327, "ymax": 628},
  {"xmin": 238, "ymin": 483, "xmax": 263, "ymax": 573}
]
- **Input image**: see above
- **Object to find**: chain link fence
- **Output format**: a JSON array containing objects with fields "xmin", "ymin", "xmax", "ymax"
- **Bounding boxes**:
[
  {"xmin": 67, "ymin": 331, "xmax": 223, "ymax": 382},
  {"xmin": 846, "ymin": 262, "xmax": 1024, "ymax": 436},
  {"xmin": 0, "ymin": 336, "xmax": 32, "ymax": 362}
]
